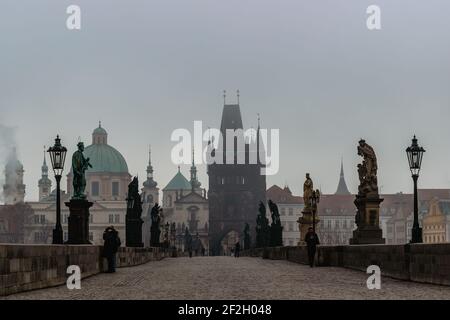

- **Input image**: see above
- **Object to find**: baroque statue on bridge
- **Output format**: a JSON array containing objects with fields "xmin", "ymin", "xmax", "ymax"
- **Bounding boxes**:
[
  {"xmin": 256, "ymin": 201, "xmax": 270, "ymax": 248},
  {"xmin": 303, "ymin": 173, "xmax": 314, "ymax": 210},
  {"xmin": 72, "ymin": 141, "xmax": 92, "ymax": 200},
  {"xmin": 357, "ymin": 139, "xmax": 379, "ymax": 195},
  {"xmin": 127, "ymin": 177, "xmax": 142, "ymax": 214},
  {"xmin": 268, "ymin": 200, "xmax": 283, "ymax": 247},
  {"xmin": 125, "ymin": 176, "xmax": 144, "ymax": 247},
  {"xmin": 350, "ymin": 139, "xmax": 385, "ymax": 244},
  {"xmin": 150, "ymin": 203, "xmax": 162, "ymax": 247},
  {"xmin": 268, "ymin": 200, "xmax": 281, "ymax": 226}
]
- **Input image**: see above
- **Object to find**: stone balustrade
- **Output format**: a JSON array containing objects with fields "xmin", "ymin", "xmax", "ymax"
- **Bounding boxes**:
[
  {"xmin": 0, "ymin": 244, "xmax": 169, "ymax": 296},
  {"xmin": 242, "ymin": 243, "xmax": 450, "ymax": 286}
]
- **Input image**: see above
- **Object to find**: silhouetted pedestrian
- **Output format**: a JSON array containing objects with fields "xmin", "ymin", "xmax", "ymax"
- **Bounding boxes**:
[
  {"xmin": 305, "ymin": 227, "xmax": 320, "ymax": 267},
  {"xmin": 234, "ymin": 242, "xmax": 241, "ymax": 258},
  {"xmin": 103, "ymin": 226, "xmax": 121, "ymax": 273}
]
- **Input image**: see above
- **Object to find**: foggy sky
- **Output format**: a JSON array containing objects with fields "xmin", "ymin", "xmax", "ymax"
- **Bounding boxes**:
[{"xmin": 1, "ymin": 0, "xmax": 450, "ymax": 202}]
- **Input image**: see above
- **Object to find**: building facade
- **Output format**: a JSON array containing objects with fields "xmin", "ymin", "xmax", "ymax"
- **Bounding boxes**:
[
  {"xmin": 160, "ymin": 157, "xmax": 209, "ymax": 252},
  {"xmin": 423, "ymin": 198, "xmax": 450, "ymax": 243},
  {"xmin": 266, "ymin": 185, "xmax": 303, "ymax": 246}
]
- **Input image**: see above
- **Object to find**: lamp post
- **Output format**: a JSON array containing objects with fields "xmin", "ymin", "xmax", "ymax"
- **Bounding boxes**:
[
  {"xmin": 310, "ymin": 189, "xmax": 320, "ymax": 233},
  {"xmin": 406, "ymin": 135, "xmax": 425, "ymax": 243},
  {"xmin": 47, "ymin": 135, "xmax": 67, "ymax": 244}
]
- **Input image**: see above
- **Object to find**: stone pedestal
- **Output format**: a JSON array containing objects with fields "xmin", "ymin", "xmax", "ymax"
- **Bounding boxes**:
[
  {"xmin": 297, "ymin": 207, "xmax": 320, "ymax": 246},
  {"xmin": 126, "ymin": 216, "xmax": 144, "ymax": 247},
  {"xmin": 65, "ymin": 199, "xmax": 93, "ymax": 245},
  {"xmin": 349, "ymin": 194, "xmax": 385, "ymax": 244}
]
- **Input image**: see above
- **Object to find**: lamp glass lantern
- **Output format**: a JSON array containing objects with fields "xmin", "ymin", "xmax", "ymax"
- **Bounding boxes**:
[
  {"xmin": 47, "ymin": 135, "xmax": 67, "ymax": 177},
  {"xmin": 406, "ymin": 135, "xmax": 425, "ymax": 176}
]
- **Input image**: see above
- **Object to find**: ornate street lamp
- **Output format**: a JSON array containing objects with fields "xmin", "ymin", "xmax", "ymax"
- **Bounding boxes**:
[
  {"xmin": 310, "ymin": 189, "xmax": 320, "ymax": 233},
  {"xmin": 47, "ymin": 135, "xmax": 67, "ymax": 244},
  {"xmin": 406, "ymin": 135, "xmax": 425, "ymax": 243}
]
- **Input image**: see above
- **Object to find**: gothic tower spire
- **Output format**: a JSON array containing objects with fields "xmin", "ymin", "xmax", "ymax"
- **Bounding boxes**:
[
  {"xmin": 38, "ymin": 146, "xmax": 52, "ymax": 201},
  {"xmin": 190, "ymin": 146, "xmax": 201, "ymax": 190},
  {"xmin": 143, "ymin": 145, "xmax": 157, "ymax": 189},
  {"xmin": 335, "ymin": 157, "xmax": 351, "ymax": 195}
]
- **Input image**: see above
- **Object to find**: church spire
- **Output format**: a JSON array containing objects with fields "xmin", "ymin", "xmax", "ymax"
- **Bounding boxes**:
[
  {"xmin": 190, "ymin": 146, "xmax": 201, "ymax": 190},
  {"xmin": 147, "ymin": 145, "xmax": 153, "ymax": 175},
  {"xmin": 42, "ymin": 146, "xmax": 48, "ymax": 177},
  {"xmin": 335, "ymin": 158, "xmax": 351, "ymax": 195},
  {"xmin": 38, "ymin": 146, "xmax": 52, "ymax": 201},
  {"xmin": 143, "ymin": 145, "xmax": 157, "ymax": 189}
]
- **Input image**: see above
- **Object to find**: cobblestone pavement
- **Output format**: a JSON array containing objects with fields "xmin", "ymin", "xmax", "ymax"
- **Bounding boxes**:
[{"xmin": 4, "ymin": 257, "xmax": 450, "ymax": 300}]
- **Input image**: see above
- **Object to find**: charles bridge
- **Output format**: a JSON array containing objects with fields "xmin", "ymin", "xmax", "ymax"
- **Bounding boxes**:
[{"xmin": 1, "ymin": 242, "xmax": 450, "ymax": 299}]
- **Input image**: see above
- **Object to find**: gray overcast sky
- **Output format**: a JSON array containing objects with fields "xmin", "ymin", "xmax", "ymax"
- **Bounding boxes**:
[{"xmin": 1, "ymin": 0, "xmax": 450, "ymax": 201}]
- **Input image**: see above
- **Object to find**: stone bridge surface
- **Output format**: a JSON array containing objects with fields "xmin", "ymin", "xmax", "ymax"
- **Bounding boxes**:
[{"xmin": 3, "ymin": 257, "xmax": 450, "ymax": 300}]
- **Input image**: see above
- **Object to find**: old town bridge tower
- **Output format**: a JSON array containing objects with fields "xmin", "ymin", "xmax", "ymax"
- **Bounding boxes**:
[{"xmin": 208, "ymin": 94, "xmax": 266, "ymax": 255}]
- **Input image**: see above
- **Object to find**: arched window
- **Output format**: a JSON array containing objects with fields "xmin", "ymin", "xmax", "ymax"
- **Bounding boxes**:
[
  {"xmin": 147, "ymin": 194, "xmax": 153, "ymax": 204},
  {"xmin": 167, "ymin": 195, "xmax": 172, "ymax": 207}
]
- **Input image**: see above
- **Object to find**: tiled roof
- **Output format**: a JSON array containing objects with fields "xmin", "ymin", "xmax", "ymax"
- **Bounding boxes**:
[
  {"xmin": 317, "ymin": 194, "xmax": 355, "ymax": 216},
  {"xmin": 163, "ymin": 170, "xmax": 192, "ymax": 191},
  {"xmin": 266, "ymin": 185, "xmax": 303, "ymax": 204}
]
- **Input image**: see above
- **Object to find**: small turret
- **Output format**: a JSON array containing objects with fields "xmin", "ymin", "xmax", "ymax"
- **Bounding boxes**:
[
  {"xmin": 38, "ymin": 147, "xmax": 52, "ymax": 201},
  {"xmin": 190, "ymin": 147, "xmax": 201, "ymax": 190},
  {"xmin": 3, "ymin": 148, "xmax": 26, "ymax": 204}
]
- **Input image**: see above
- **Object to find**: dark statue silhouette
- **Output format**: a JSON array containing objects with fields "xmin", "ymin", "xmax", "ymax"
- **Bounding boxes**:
[
  {"xmin": 150, "ymin": 203, "xmax": 162, "ymax": 247},
  {"xmin": 255, "ymin": 201, "xmax": 270, "ymax": 248},
  {"xmin": 125, "ymin": 176, "xmax": 143, "ymax": 247},
  {"xmin": 268, "ymin": 199, "xmax": 283, "ymax": 247}
]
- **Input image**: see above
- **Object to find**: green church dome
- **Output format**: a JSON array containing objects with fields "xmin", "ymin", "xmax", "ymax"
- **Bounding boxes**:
[
  {"xmin": 84, "ymin": 144, "xmax": 129, "ymax": 174},
  {"xmin": 79, "ymin": 123, "xmax": 129, "ymax": 174}
]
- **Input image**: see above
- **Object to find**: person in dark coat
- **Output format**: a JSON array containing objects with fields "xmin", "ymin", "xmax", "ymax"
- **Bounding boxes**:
[
  {"xmin": 305, "ymin": 227, "xmax": 320, "ymax": 267},
  {"xmin": 103, "ymin": 226, "xmax": 121, "ymax": 273},
  {"xmin": 234, "ymin": 242, "xmax": 241, "ymax": 258}
]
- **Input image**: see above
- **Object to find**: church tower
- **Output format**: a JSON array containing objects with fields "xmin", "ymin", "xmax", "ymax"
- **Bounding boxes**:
[
  {"xmin": 142, "ymin": 146, "xmax": 159, "ymax": 206},
  {"xmin": 141, "ymin": 146, "xmax": 160, "ymax": 247},
  {"xmin": 38, "ymin": 149, "xmax": 52, "ymax": 201},
  {"xmin": 190, "ymin": 147, "xmax": 202, "ymax": 193},
  {"xmin": 335, "ymin": 159, "xmax": 351, "ymax": 195},
  {"xmin": 3, "ymin": 148, "xmax": 26, "ymax": 205},
  {"xmin": 208, "ymin": 91, "xmax": 266, "ymax": 255}
]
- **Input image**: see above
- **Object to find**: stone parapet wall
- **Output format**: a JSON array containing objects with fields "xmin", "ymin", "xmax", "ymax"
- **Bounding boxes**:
[
  {"xmin": 409, "ymin": 244, "xmax": 450, "ymax": 285},
  {"xmin": 242, "ymin": 243, "xmax": 450, "ymax": 286},
  {"xmin": 0, "ymin": 244, "xmax": 168, "ymax": 296}
]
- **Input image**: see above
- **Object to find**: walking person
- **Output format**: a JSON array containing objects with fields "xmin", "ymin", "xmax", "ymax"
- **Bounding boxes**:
[
  {"xmin": 305, "ymin": 227, "xmax": 320, "ymax": 267},
  {"xmin": 234, "ymin": 241, "xmax": 241, "ymax": 258},
  {"xmin": 103, "ymin": 226, "xmax": 121, "ymax": 273}
]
